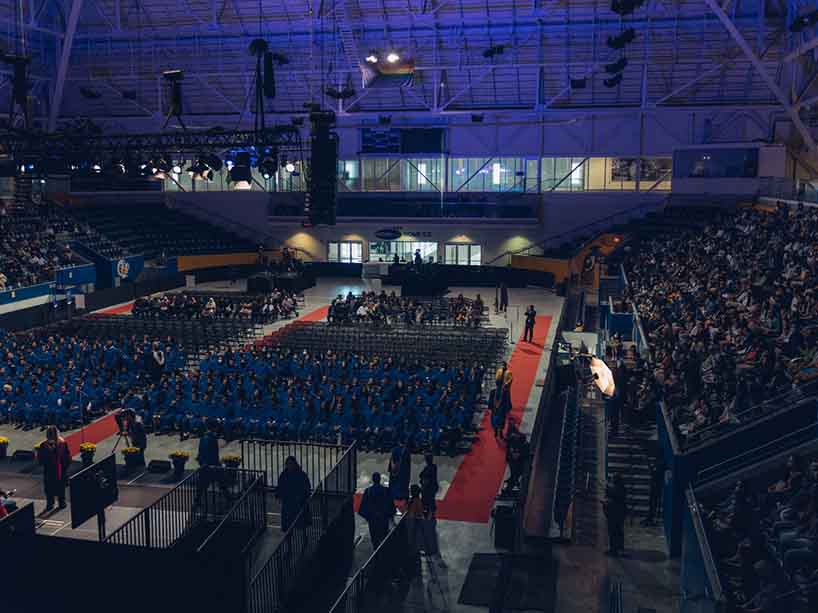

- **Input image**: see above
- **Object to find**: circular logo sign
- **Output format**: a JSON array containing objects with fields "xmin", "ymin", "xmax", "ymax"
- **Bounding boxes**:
[
  {"xmin": 374, "ymin": 228, "xmax": 402, "ymax": 240},
  {"xmin": 116, "ymin": 259, "xmax": 130, "ymax": 279}
]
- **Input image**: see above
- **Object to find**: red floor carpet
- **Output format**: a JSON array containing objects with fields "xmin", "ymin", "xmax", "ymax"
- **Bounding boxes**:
[
  {"xmin": 435, "ymin": 315, "xmax": 552, "ymax": 523},
  {"xmin": 63, "ymin": 413, "xmax": 121, "ymax": 457}
]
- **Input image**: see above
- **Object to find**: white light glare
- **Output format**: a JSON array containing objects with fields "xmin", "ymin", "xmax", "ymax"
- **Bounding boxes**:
[
  {"xmin": 365, "ymin": 54, "xmax": 378, "ymax": 64},
  {"xmin": 386, "ymin": 52, "xmax": 400, "ymax": 63},
  {"xmin": 285, "ymin": 162, "xmax": 296, "ymax": 173}
]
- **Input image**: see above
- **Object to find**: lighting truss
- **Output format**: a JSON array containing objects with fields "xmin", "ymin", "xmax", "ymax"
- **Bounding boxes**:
[{"xmin": 0, "ymin": 126, "xmax": 305, "ymax": 160}]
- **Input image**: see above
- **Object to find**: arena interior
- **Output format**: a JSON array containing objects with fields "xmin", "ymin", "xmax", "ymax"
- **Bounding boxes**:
[{"xmin": 3, "ymin": 1, "xmax": 818, "ymax": 612}]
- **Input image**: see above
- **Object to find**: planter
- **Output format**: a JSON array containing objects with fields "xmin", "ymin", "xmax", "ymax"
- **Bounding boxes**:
[
  {"xmin": 223, "ymin": 458, "xmax": 241, "ymax": 469},
  {"xmin": 123, "ymin": 452, "xmax": 143, "ymax": 473},
  {"xmin": 80, "ymin": 451, "xmax": 95, "ymax": 468},
  {"xmin": 171, "ymin": 457, "xmax": 188, "ymax": 479}
]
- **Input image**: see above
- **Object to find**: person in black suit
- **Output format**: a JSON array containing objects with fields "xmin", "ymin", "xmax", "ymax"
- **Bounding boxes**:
[
  {"xmin": 358, "ymin": 472, "xmax": 396, "ymax": 549},
  {"xmin": 499, "ymin": 283, "xmax": 509, "ymax": 313},
  {"xmin": 128, "ymin": 414, "xmax": 148, "ymax": 461},
  {"xmin": 38, "ymin": 425, "xmax": 72, "ymax": 511},
  {"xmin": 523, "ymin": 305, "xmax": 536, "ymax": 342},
  {"xmin": 276, "ymin": 456, "xmax": 312, "ymax": 532}
]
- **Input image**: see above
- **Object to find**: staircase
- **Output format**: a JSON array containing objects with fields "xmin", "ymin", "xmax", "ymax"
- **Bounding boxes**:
[
  {"xmin": 606, "ymin": 423, "xmax": 658, "ymax": 517},
  {"xmin": 571, "ymin": 384, "xmax": 605, "ymax": 547},
  {"xmin": 335, "ymin": 0, "xmax": 364, "ymax": 73}
]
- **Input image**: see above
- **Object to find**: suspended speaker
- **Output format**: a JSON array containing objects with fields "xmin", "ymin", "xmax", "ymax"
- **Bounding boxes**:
[{"xmin": 264, "ymin": 51, "xmax": 276, "ymax": 99}]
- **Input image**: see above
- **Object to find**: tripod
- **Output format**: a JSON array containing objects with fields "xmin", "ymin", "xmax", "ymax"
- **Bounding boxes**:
[{"xmin": 417, "ymin": 517, "xmax": 449, "ymax": 611}]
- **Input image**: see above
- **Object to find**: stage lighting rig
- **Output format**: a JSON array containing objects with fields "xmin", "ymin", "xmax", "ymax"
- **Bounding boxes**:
[
  {"xmin": 162, "ymin": 70, "xmax": 186, "ymax": 131},
  {"xmin": 229, "ymin": 152, "xmax": 252, "ymax": 190},
  {"xmin": 1, "ymin": 52, "xmax": 32, "ymax": 129}
]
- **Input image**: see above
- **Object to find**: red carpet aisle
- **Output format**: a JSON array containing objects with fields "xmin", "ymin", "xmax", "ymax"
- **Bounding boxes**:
[
  {"xmin": 64, "ymin": 413, "xmax": 121, "ymax": 457},
  {"xmin": 437, "ymin": 315, "xmax": 552, "ymax": 522}
]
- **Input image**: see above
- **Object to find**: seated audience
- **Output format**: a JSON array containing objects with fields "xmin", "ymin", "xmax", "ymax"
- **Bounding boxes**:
[
  {"xmin": 327, "ymin": 291, "xmax": 484, "ymax": 328},
  {"xmin": 625, "ymin": 205, "xmax": 818, "ymax": 445}
]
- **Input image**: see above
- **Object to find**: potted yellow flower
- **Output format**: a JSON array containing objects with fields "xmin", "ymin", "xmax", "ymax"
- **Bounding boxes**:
[
  {"xmin": 79, "ymin": 442, "xmax": 97, "ymax": 467},
  {"xmin": 222, "ymin": 454, "xmax": 241, "ymax": 469},
  {"xmin": 0, "ymin": 436, "xmax": 9, "ymax": 460},
  {"xmin": 121, "ymin": 446, "xmax": 143, "ymax": 472},
  {"xmin": 169, "ymin": 450, "xmax": 190, "ymax": 479}
]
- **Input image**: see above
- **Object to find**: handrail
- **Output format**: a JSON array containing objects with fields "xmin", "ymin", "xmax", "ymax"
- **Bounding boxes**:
[
  {"xmin": 682, "ymin": 382, "xmax": 818, "ymax": 449},
  {"xmin": 485, "ymin": 195, "xmax": 668, "ymax": 266},
  {"xmin": 328, "ymin": 512, "xmax": 410, "ymax": 613},
  {"xmin": 696, "ymin": 423, "xmax": 818, "ymax": 485},
  {"xmin": 684, "ymin": 486, "xmax": 725, "ymax": 603}
]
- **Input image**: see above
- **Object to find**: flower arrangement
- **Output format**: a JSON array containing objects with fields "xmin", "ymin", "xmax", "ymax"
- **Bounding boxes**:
[
  {"xmin": 0, "ymin": 436, "xmax": 9, "ymax": 445},
  {"xmin": 79, "ymin": 442, "xmax": 96, "ymax": 453},
  {"xmin": 169, "ymin": 450, "xmax": 190, "ymax": 460},
  {"xmin": 222, "ymin": 454, "xmax": 241, "ymax": 465},
  {"xmin": 121, "ymin": 446, "xmax": 141, "ymax": 456}
]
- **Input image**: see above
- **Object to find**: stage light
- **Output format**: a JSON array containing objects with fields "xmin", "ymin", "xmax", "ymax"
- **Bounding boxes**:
[
  {"xmin": 172, "ymin": 163, "xmax": 182, "ymax": 174},
  {"xmin": 91, "ymin": 163, "xmax": 102, "ymax": 174},
  {"xmin": 229, "ymin": 152, "xmax": 252, "ymax": 190},
  {"xmin": 259, "ymin": 155, "xmax": 277, "ymax": 180},
  {"xmin": 285, "ymin": 162, "xmax": 295, "ymax": 173},
  {"xmin": 386, "ymin": 52, "xmax": 400, "ymax": 63},
  {"xmin": 365, "ymin": 53, "xmax": 378, "ymax": 64},
  {"xmin": 589, "ymin": 357, "xmax": 615, "ymax": 397}
]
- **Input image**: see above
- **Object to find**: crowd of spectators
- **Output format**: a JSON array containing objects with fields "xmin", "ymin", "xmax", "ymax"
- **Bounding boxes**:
[
  {"xmin": 625, "ymin": 203, "xmax": 818, "ymax": 444},
  {"xmin": 327, "ymin": 291, "xmax": 485, "ymax": 327},
  {"xmin": 132, "ymin": 290, "xmax": 299, "ymax": 322},
  {"xmin": 0, "ymin": 329, "xmax": 184, "ymax": 429},
  {"xmin": 703, "ymin": 453, "xmax": 818, "ymax": 611},
  {"xmin": 0, "ymin": 203, "xmax": 83, "ymax": 291}
]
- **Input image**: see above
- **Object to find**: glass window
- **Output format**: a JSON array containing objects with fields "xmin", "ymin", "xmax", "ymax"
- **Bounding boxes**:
[
  {"xmin": 448, "ymin": 157, "xmax": 527, "ymax": 192},
  {"xmin": 444, "ymin": 243, "xmax": 482, "ymax": 265},
  {"xmin": 337, "ymin": 160, "xmax": 359, "ymax": 191},
  {"xmin": 362, "ymin": 158, "xmax": 401, "ymax": 191},
  {"xmin": 641, "ymin": 158, "xmax": 673, "ymax": 190},
  {"xmin": 544, "ymin": 157, "xmax": 586, "ymax": 191},
  {"xmin": 525, "ymin": 159, "xmax": 539, "ymax": 192},
  {"xmin": 402, "ymin": 158, "xmax": 442, "ymax": 192},
  {"xmin": 370, "ymin": 240, "xmax": 437, "ymax": 263},
  {"xmin": 328, "ymin": 241, "xmax": 362, "ymax": 263},
  {"xmin": 673, "ymin": 148, "xmax": 758, "ymax": 178}
]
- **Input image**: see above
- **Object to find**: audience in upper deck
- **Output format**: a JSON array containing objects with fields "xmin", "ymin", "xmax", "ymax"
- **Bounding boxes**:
[
  {"xmin": 703, "ymin": 453, "xmax": 818, "ymax": 611},
  {"xmin": 626, "ymin": 203, "xmax": 818, "ymax": 444},
  {"xmin": 0, "ymin": 203, "xmax": 82, "ymax": 290}
]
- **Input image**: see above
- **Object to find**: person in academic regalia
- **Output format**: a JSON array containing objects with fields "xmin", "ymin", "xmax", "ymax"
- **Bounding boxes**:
[
  {"xmin": 38, "ymin": 425, "xmax": 72, "ymax": 511},
  {"xmin": 388, "ymin": 444, "xmax": 411, "ymax": 501},
  {"xmin": 276, "ymin": 456, "xmax": 312, "ymax": 532}
]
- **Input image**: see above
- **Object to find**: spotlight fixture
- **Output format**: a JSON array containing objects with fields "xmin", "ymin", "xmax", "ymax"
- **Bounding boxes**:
[
  {"xmin": 284, "ymin": 162, "xmax": 296, "ymax": 173},
  {"xmin": 386, "ymin": 52, "xmax": 400, "ymax": 63},
  {"xmin": 365, "ymin": 53, "xmax": 379, "ymax": 64},
  {"xmin": 91, "ymin": 163, "xmax": 103, "ymax": 174},
  {"xmin": 229, "ymin": 152, "xmax": 252, "ymax": 190},
  {"xmin": 171, "ymin": 162, "xmax": 182, "ymax": 174}
]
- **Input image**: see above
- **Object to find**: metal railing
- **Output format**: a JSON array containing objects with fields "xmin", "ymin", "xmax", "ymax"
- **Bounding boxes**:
[
  {"xmin": 684, "ymin": 487, "xmax": 725, "ymax": 605},
  {"xmin": 486, "ymin": 195, "xmax": 668, "ymax": 266},
  {"xmin": 105, "ymin": 467, "xmax": 263, "ymax": 549},
  {"xmin": 682, "ymin": 382, "xmax": 818, "ymax": 450},
  {"xmin": 248, "ymin": 442, "xmax": 357, "ymax": 613},
  {"xmin": 552, "ymin": 388, "xmax": 582, "ymax": 538},
  {"xmin": 197, "ymin": 473, "xmax": 267, "ymax": 556},
  {"xmin": 240, "ymin": 439, "xmax": 348, "ymax": 493},
  {"xmin": 696, "ymin": 423, "xmax": 818, "ymax": 485},
  {"xmin": 328, "ymin": 514, "xmax": 410, "ymax": 613}
]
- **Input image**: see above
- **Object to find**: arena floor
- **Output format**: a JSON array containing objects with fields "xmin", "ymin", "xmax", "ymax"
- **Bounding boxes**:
[{"xmin": 0, "ymin": 277, "xmax": 682, "ymax": 612}]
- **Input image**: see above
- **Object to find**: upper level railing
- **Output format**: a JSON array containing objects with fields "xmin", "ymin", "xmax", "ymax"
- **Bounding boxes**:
[
  {"xmin": 485, "ymin": 195, "xmax": 668, "ymax": 266},
  {"xmin": 683, "ymin": 486, "xmax": 725, "ymax": 607}
]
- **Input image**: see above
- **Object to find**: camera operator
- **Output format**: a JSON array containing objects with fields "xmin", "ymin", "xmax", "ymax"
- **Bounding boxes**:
[{"xmin": 116, "ymin": 409, "xmax": 147, "ymax": 457}]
